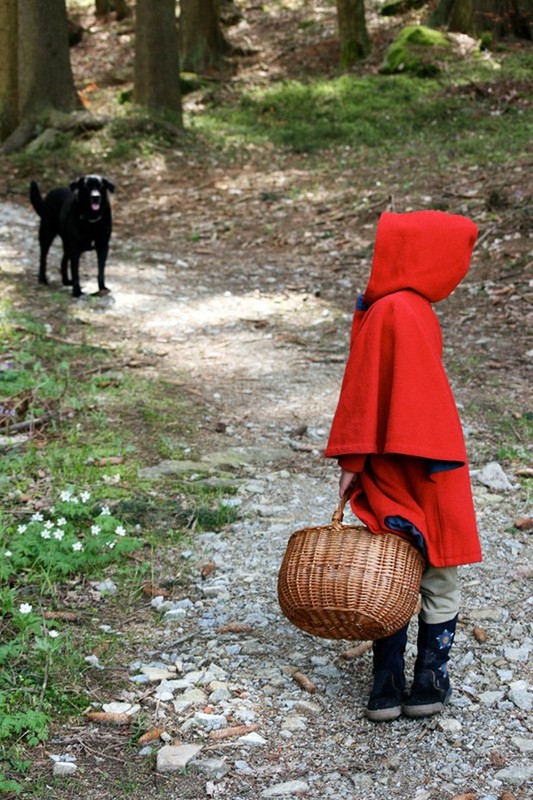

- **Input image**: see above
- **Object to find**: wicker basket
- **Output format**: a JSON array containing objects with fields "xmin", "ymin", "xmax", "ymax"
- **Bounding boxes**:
[{"xmin": 277, "ymin": 491, "xmax": 425, "ymax": 641}]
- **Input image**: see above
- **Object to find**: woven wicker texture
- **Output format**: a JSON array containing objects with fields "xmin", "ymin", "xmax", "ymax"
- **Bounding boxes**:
[{"xmin": 278, "ymin": 493, "xmax": 425, "ymax": 641}]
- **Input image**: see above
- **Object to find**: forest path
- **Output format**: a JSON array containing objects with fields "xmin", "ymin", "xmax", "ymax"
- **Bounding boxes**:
[{"xmin": 1, "ymin": 197, "xmax": 532, "ymax": 799}]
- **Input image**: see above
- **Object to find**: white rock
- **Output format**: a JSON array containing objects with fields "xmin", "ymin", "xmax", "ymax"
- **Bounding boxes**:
[
  {"xmin": 238, "ymin": 732, "xmax": 266, "ymax": 746},
  {"xmin": 476, "ymin": 462, "xmax": 516, "ymax": 491},
  {"xmin": 260, "ymin": 780, "xmax": 310, "ymax": 797},
  {"xmin": 156, "ymin": 744, "xmax": 203, "ymax": 773},
  {"xmin": 438, "ymin": 718, "xmax": 462, "ymax": 733},
  {"xmin": 140, "ymin": 666, "xmax": 175, "ymax": 682},
  {"xmin": 192, "ymin": 712, "xmax": 228, "ymax": 731},
  {"xmin": 102, "ymin": 701, "xmax": 140, "ymax": 716},
  {"xmin": 53, "ymin": 762, "xmax": 77, "ymax": 777}
]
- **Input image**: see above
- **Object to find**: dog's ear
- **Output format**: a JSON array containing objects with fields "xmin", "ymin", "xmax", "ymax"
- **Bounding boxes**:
[
  {"xmin": 103, "ymin": 179, "xmax": 115, "ymax": 193},
  {"xmin": 70, "ymin": 178, "xmax": 83, "ymax": 192}
]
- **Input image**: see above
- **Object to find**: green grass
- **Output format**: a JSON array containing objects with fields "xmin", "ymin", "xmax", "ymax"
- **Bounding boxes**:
[
  {"xmin": 0, "ymin": 300, "xmax": 240, "ymax": 793},
  {"xmin": 192, "ymin": 50, "xmax": 533, "ymax": 163}
]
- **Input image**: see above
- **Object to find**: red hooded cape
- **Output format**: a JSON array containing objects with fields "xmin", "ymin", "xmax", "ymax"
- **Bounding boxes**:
[{"xmin": 324, "ymin": 210, "xmax": 482, "ymax": 568}]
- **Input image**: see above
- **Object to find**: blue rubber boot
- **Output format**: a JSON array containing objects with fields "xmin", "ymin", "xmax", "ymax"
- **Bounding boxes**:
[
  {"xmin": 403, "ymin": 615, "xmax": 457, "ymax": 718},
  {"xmin": 366, "ymin": 624, "xmax": 408, "ymax": 722}
]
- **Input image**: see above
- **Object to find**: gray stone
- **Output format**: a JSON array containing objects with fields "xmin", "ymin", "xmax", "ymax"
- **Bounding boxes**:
[
  {"xmin": 156, "ymin": 744, "xmax": 203, "ymax": 773},
  {"xmin": 511, "ymin": 736, "xmax": 533, "ymax": 753},
  {"xmin": 94, "ymin": 579, "xmax": 118, "ymax": 594},
  {"xmin": 191, "ymin": 711, "xmax": 228, "ymax": 731},
  {"xmin": 508, "ymin": 689, "xmax": 532, "ymax": 711},
  {"xmin": 260, "ymin": 780, "xmax": 310, "ymax": 797},
  {"xmin": 192, "ymin": 757, "xmax": 230, "ymax": 779},
  {"xmin": 494, "ymin": 764, "xmax": 533, "ymax": 785}
]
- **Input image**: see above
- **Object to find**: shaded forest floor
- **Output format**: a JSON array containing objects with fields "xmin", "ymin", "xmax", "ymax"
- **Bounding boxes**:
[{"xmin": 0, "ymin": 1, "xmax": 532, "ymax": 798}]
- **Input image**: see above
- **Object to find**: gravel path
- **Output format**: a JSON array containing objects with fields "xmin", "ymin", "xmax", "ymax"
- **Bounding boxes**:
[{"xmin": 1, "ymin": 201, "xmax": 532, "ymax": 800}]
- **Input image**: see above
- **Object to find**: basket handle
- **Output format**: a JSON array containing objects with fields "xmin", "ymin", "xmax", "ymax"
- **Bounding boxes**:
[{"xmin": 331, "ymin": 477, "xmax": 358, "ymax": 526}]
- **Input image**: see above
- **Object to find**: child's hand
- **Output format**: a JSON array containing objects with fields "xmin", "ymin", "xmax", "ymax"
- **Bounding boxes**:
[{"xmin": 339, "ymin": 469, "xmax": 356, "ymax": 498}]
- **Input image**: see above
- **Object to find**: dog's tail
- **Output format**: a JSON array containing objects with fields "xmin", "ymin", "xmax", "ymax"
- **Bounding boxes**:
[{"xmin": 29, "ymin": 181, "xmax": 44, "ymax": 217}]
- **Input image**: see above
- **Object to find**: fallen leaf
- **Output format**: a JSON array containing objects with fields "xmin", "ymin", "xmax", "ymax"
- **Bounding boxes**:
[
  {"xmin": 85, "ymin": 711, "xmax": 131, "ymax": 725},
  {"xmin": 291, "ymin": 670, "xmax": 316, "ymax": 694},
  {"xmin": 43, "ymin": 610, "xmax": 81, "ymax": 623},
  {"xmin": 217, "ymin": 623, "xmax": 254, "ymax": 634},
  {"xmin": 137, "ymin": 727, "xmax": 165, "ymax": 745},
  {"xmin": 514, "ymin": 516, "xmax": 533, "ymax": 531},
  {"xmin": 201, "ymin": 560, "xmax": 216, "ymax": 579},
  {"xmin": 208, "ymin": 723, "xmax": 259, "ymax": 740},
  {"xmin": 490, "ymin": 751, "xmax": 506, "ymax": 768},
  {"xmin": 342, "ymin": 641, "xmax": 373, "ymax": 659},
  {"xmin": 93, "ymin": 456, "xmax": 125, "ymax": 467},
  {"xmin": 473, "ymin": 626, "xmax": 488, "ymax": 643},
  {"xmin": 142, "ymin": 581, "xmax": 170, "ymax": 598}
]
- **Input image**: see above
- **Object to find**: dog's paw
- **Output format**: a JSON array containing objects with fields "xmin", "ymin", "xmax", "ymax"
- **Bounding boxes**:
[{"xmin": 93, "ymin": 287, "xmax": 111, "ymax": 296}]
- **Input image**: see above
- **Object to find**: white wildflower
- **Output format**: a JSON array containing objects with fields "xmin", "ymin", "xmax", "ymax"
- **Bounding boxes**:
[
  {"xmin": 60, "ymin": 491, "xmax": 72, "ymax": 502},
  {"xmin": 80, "ymin": 491, "xmax": 91, "ymax": 503},
  {"xmin": 44, "ymin": 520, "xmax": 54, "ymax": 529},
  {"xmin": 5, "ymin": 550, "xmax": 12, "ymax": 557},
  {"xmin": 57, "ymin": 517, "xmax": 67, "ymax": 527},
  {"xmin": 115, "ymin": 525, "xmax": 126, "ymax": 537},
  {"xmin": 31, "ymin": 512, "xmax": 43, "ymax": 522},
  {"xmin": 72, "ymin": 541, "xmax": 83, "ymax": 552},
  {"xmin": 106, "ymin": 540, "xmax": 116, "ymax": 549},
  {"xmin": 48, "ymin": 630, "xmax": 60, "ymax": 638},
  {"xmin": 90, "ymin": 525, "xmax": 101, "ymax": 536},
  {"xmin": 53, "ymin": 530, "xmax": 64, "ymax": 541},
  {"xmin": 40, "ymin": 530, "xmax": 51, "ymax": 540},
  {"xmin": 101, "ymin": 505, "xmax": 111, "ymax": 516},
  {"xmin": 19, "ymin": 603, "xmax": 33, "ymax": 614},
  {"xmin": 17, "ymin": 524, "xmax": 27, "ymax": 534}
]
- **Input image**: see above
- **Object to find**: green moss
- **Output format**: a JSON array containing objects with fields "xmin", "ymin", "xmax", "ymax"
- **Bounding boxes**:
[{"xmin": 381, "ymin": 25, "xmax": 451, "ymax": 76}]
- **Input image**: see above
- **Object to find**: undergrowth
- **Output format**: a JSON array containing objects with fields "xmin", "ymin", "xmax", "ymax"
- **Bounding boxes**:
[{"xmin": 0, "ymin": 300, "xmax": 239, "ymax": 794}]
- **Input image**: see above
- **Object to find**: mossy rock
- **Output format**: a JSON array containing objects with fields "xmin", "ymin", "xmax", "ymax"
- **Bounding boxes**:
[{"xmin": 381, "ymin": 25, "xmax": 451, "ymax": 77}]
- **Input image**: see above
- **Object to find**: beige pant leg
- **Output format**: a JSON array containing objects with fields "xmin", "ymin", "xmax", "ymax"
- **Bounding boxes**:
[{"xmin": 419, "ymin": 565, "xmax": 460, "ymax": 624}]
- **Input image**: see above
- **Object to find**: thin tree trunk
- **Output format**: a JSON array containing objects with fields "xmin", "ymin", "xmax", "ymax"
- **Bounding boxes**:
[
  {"xmin": 134, "ymin": 0, "xmax": 182, "ymax": 118},
  {"xmin": 17, "ymin": 0, "xmax": 80, "ymax": 121},
  {"xmin": 0, "ymin": 0, "xmax": 18, "ymax": 141},
  {"xmin": 179, "ymin": 0, "xmax": 228, "ymax": 72},
  {"xmin": 336, "ymin": 0, "xmax": 371, "ymax": 68}
]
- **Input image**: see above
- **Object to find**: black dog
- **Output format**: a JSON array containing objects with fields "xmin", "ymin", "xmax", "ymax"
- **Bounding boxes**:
[{"xmin": 30, "ymin": 175, "xmax": 115, "ymax": 297}]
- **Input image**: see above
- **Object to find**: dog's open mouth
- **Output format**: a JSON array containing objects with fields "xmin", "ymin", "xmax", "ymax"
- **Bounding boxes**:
[{"xmin": 90, "ymin": 192, "xmax": 102, "ymax": 212}]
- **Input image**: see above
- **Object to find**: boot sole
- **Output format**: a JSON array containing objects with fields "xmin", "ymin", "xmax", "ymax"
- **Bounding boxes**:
[
  {"xmin": 366, "ymin": 705, "xmax": 402, "ymax": 722},
  {"xmin": 403, "ymin": 701, "xmax": 445, "ymax": 718}
]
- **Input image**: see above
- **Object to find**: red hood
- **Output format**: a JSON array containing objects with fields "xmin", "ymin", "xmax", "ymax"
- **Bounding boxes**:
[{"xmin": 363, "ymin": 211, "xmax": 478, "ymax": 306}]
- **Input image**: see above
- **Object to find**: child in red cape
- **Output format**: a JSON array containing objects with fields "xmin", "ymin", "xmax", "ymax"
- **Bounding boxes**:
[{"xmin": 325, "ymin": 210, "xmax": 482, "ymax": 721}]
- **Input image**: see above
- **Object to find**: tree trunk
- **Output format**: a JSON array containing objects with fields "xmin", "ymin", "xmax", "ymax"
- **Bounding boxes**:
[
  {"xmin": 0, "ymin": 0, "xmax": 18, "ymax": 141},
  {"xmin": 430, "ymin": 0, "xmax": 532, "ymax": 38},
  {"xmin": 179, "ymin": 0, "xmax": 228, "ymax": 73},
  {"xmin": 336, "ymin": 0, "xmax": 371, "ymax": 68},
  {"xmin": 17, "ymin": 0, "xmax": 80, "ymax": 122},
  {"xmin": 134, "ymin": 0, "xmax": 182, "ymax": 118}
]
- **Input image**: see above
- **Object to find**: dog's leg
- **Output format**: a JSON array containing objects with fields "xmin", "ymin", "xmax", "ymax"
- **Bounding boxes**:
[
  {"xmin": 70, "ymin": 254, "xmax": 83, "ymax": 297},
  {"xmin": 60, "ymin": 250, "xmax": 72, "ymax": 287},
  {"xmin": 96, "ymin": 245, "xmax": 109, "ymax": 294},
  {"xmin": 38, "ymin": 225, "xmax": 55, "ymax": 285}
]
